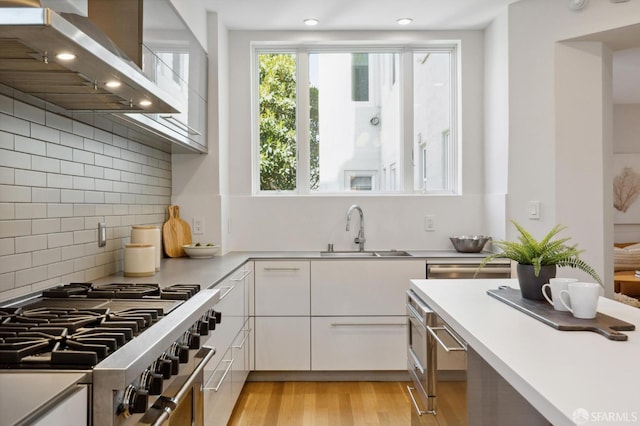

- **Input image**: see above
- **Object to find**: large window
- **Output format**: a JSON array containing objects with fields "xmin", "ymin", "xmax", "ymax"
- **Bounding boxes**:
[{"xmin": 255, "ymin": 45, "xmax": 457, "ymax": 194}]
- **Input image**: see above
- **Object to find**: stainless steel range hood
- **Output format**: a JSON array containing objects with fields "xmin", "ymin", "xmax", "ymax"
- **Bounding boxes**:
[{"xmin": 0, "ymin": 7, "xmax": 180, "ymax": 113}]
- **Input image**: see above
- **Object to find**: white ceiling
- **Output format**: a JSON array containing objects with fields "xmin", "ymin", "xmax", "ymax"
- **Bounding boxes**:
[
  {"xmin": 200, "ymin": 0, "xmax": 640, "ymax": 104},
  {"xmin": 201, "ymin": 0, "xmax": 520, "ymax": 31}
]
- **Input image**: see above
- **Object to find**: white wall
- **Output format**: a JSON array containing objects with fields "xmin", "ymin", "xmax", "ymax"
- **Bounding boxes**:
[
  {"xmin": 505, "ymin": 0, "xmax": 640, "ymax": 294},
  {"xmin": 170, "ymin": 0, "xmax": 209, "ymax": 51},
  {"xmin": 219, "ymin": 30, "xmax": 488, "ymax": 251}
]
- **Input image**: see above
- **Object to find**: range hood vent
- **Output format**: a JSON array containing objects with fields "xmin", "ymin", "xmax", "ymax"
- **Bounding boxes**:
[{"xmin": 0, "ymin": 7, "xmax": 180, "ymax": 113}]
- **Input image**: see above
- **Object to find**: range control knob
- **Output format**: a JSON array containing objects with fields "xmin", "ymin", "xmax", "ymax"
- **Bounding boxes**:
[
  {"xmin": 197, "ymin": 316, "xmax": 210, "ymax": 335},
  {"xmin": 161, "ymin": 352, "xmax": 180, "ymax": 375},
  {"xmin": 185, "ymin": 329, "xmax": 201, "ymax": 350},
  {"xmin": 152, "ymin": 357, "xmax": 172, "ymax": 379},
  {"xmin": 141, "ymin": 368, "xmax": 163, "ymax": 395},
  {"xmin": 117, "ymin": 384, "xmax": 149, "ymax": 417},
  {"xmin": 170, "ymin": 342, "xmax": 189, "ymax": 363}
]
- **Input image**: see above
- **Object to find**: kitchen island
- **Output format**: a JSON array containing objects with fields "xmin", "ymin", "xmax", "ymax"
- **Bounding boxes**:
[{"xmin": 410, "ymin": 278, "xmax": 640, "ymax": 425}]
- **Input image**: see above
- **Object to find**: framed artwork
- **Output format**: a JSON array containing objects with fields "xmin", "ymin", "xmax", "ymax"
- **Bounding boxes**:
[{"xmin": 613, "ymin": 153, "xmax": 640, "ymax": 224}]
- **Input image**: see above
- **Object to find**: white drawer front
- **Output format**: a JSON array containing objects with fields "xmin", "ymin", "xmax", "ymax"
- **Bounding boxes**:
[
  {"xmin": 255, "ymin": 316, "xmax": 310, "ymax": 370},
  {"xmin": 255, "ymin": 261, "xmax": 310, "ymax": 316},
  {"xmin": 311, "ymin": 316, "xmax": 407, "ymax": 370}
]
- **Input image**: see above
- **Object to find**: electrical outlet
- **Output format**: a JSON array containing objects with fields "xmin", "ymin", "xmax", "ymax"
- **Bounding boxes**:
[
  {"xmin": 193, "ymin": 218, "xmax": 204, "ymax": 235},
  {"xmin": 424, "ymin": 215, "xmax": 436, "ymax": 231}
]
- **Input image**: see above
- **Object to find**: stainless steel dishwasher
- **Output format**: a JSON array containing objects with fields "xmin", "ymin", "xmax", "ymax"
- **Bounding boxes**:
[{"xmin": 426, "ymin": 258, "xmax": 512, "ymax": 279}]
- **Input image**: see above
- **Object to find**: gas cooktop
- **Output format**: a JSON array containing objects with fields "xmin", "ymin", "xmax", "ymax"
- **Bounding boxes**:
[{"xmin": 0, "ymin": 282, "xmax": 202, "ymax": 369}]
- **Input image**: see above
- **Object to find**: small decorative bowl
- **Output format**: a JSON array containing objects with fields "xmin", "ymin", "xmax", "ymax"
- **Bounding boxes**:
[
  {"xmin": 183, "ymin": 244, "xmax": 220, "ymax": 258},
  {"xmin": 449, "ymin": 236, "xmax": 491, "ymax": 253}
]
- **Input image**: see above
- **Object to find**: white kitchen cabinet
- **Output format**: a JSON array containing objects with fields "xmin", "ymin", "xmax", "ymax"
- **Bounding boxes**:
[
  {"xmin": 231, "ymin": 321, "xmax": 251, "ymax": 402},
  {"xmin": 310, "ymin": 259, "xmax": 424, "ymax": 370},
  {"xmin": 254, "ymin": 316, "xmax": 311, "ymax": 370},
  {"xmin": 311, "ymin": 260, "xmax": 425, "ymax": 315},
  {"xmin": 254, "ymin": 261, "xmax": 310, "ymax": 315},
  {"xmin": 311, "ymin": 316, "xmax": 406, "ymax": 370},
  {"xmin": 203, "ymin": 346, "xmax": 234, "ymax": 426}
]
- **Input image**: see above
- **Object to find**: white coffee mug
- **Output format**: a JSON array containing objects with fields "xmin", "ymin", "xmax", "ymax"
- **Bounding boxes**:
[
  {"xmin": 559, "ymin": 282, "xmax": 600, "ymax": 319},
  {"xmin": 542, "ymin": 278, "xmax": 578, "ymax": 311}
]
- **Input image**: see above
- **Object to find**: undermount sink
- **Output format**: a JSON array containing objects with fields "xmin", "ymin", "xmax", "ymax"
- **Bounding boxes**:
[{"xmin": 320, "ymin": 250, "xmax": 412, "ymax": 257}]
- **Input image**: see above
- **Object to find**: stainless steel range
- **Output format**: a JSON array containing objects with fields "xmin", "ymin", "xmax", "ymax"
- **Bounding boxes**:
[{"xmin": 0, "ymin": 282, "xmax": 221, "ymax": 426}]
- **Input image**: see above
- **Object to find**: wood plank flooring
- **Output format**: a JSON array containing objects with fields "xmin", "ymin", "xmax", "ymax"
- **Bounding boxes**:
[{"xmin": 228, "ymin": 381, "xmax": 466, "ymax": 426}]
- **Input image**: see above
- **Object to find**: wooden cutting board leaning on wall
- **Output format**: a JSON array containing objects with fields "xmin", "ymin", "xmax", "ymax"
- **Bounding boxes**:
[{"xmin": 163, "ymin": 205, "xmax": 192, "ymax": 257}]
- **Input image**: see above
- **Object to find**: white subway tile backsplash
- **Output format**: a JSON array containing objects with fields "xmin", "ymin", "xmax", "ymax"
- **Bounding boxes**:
[
  {"xmin": 73, "ymin": 149, "xmax": 95, "ymax": 165},
  {"xmin": 72, "ymin": 121, "xmax": 94, "ymax": 138},
  {"xmin": 15, "ymin": 234, "xmax": 47, "ymax": 253},
  {"xmin": 0, "ymin": 185, "xmax": 31, "ymax": 202},
  {"xmin": 0, "ymin": 238, "xmax": 14, "ymax": 256},
  {"xmin": 84, "ymin": 139, "xmax": 104, "ymax": 154},
  {"xmin": 14, "ymin": 101, "xmax": 45, "ymax": 124},
  {"xmin": 94, "ymin": 154, "xmax": 113, "ymax": 168},
  {"xmin": 32, "ymin": 156, "xmax": 60, "ymax": 173},
  {"xmin": 32, "ymin": 187, "xmax": 60, "ymax": 203},
  {"xmin": 0, "ymin": 130, "xmax": 14, "ymax": 149},
  {"xmin": 84, "ymin": 165, "xmax": 104, "ymax": 179},
  {"xmin": 0, "ymin": 272, "xmax": 14, "ymax": 292},
  {"xmin": 15, "ymin": 135, "xmax": 46, "ymax": 156},
  {"xmin": 32, "ymin": 218, "xmax": 60, "ymax": 234},
  {"xmin": 0, "ymin": 220, "xmax": 30, "ymax": 238},
  {"xmin": 60, "ymin": 244, "xmax": 84, "ymax": 261},
  {"xmin": 0, "ymin": 167, "xmax": 14, "ymax": 185},
  {"xmin": 48, "ymin": 232, "xmax": 74, "ymax": 248},
  {"xmin": 0, "ymin": 204, "xmax": 14, "ymax": 220},
  {"xmin": 47, "ymin": 260, "xmax": 74, "ymax": 278},
  {"xmin": 60, "ymin": 189, "xmax": 84, "ymax": 203},
  {"xmin": 45, "ymin": 112, "xmax": 73, "ymax": 132},
  {"xmin": 73, "ymin": 204, "xmax": 95, "ymax": 217},
  {"xmin": 47, "ymin": 204, "xmax": 73, "ymax": 218},
  {"xmin": 60, "ymin": 132, "xmax": 83, "ymax": 149},
  {"xmin": 85, "ymin": 191, "xmax": 104, "ymax": 204},
  {"xmin": 32, "ymin": 247, "xmax": 61, "ymax": 266},
  {"xmin": 47, "ymin": 173, "xmax": 73, "ymax": 189},
  {"xmin": 16, "ymin": 265, "xmax": 48, "ymax": 287},
  {"xmin": 60, "ymin": 160, "xmax": 84, "ymax": 176},
  {"xmin": 46, "ymin": 142, "xmax": 73, "ymax": 160},
  {"xmin": 31, "ymin": 123, "xmax": 60, "ymax": 144},
  {"xmin": 72, "ymin": 176, "xmax": 95, "ymax": 190},
  {"xmin": 61, "ymin": 217, "xmax": 84, "ymax": 232},
  {"xmin": 0, "ymin": 148, "xmax": 31, "ymax": 169},
  {"xmin": 0, "ymin": 252, "xmax": 31, "ymax": 274},
  {"xmin": 0, "ymin": 113, "xmax": 30, "ymax": 136},
  {"xmin": 15, "ymin": 203, "xmax": 47, "ymax": 219},
  {"xmin": 15, "ymin": 169, "xmax": 46, "ymax": 187},
  {"xmin": 1, "ymin": 104, "xmax": 171, "ymax": 300}
]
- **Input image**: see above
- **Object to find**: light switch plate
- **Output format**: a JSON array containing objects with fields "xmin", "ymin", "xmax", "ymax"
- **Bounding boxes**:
[{"xmin": 528, "ymin": 201, "xmax": 540, "ymax": 220}]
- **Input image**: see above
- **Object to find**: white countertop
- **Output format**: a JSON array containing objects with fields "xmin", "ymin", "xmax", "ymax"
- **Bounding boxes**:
[
  {"xmin": 410, "ymin": 278, "xmax": 640, "ymax": 426},
  {"xmin": 0, "ymin": 372, "xmax": 88, "ymax": 425}
]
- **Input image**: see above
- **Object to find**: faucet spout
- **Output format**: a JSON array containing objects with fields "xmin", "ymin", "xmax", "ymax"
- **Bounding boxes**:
[{"xmin": 346, "ymin": 204, "xmax": 366, "ymax": 251}]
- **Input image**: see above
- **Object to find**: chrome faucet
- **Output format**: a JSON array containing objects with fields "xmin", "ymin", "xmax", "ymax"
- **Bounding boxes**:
[{"xmin": 346, "ymin": 204, "xmax": 366, "ymax": 251}]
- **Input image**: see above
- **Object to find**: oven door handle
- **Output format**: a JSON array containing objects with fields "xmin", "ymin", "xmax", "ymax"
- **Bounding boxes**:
[
  {"xmin": 426, "ymin": 325, "xmax": 467, "ymax": 352},
  {"xmin": 148, "ymin": 346, "xmax": 216, "ymax": 425}
]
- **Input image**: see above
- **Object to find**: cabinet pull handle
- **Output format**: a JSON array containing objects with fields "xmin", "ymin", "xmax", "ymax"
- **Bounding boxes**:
[
  {"xmin": 330, "ymin": 322, "xmax": 405, "ymax": 327},
  {"xmin": 263, "ymin": 267, "xmax": 300, "ymax": 271},
  {"xmin": 204, "ymin": 358, "xmax": 234, "ymax": 391},
  {"xmin": 232, "ymin": 328, "xmax": 251, "ymax": 349},
  {"xmin": 426, "ymin": 325, "xmax": 467, "ymax": 352},
  {"xmin": 160, "ymin": 115, "xmax": 202, "ymax": 135},
  {"xmin": 231, "ymin": 269, "xmax": 252, "ymax": 281},
  {"xmin": 406, "ymin": 386, "xmax": 434, "ymax": 416},
  {"xmin": 217, "ymin": 285, "xmax": 234, "ymax": 301}
]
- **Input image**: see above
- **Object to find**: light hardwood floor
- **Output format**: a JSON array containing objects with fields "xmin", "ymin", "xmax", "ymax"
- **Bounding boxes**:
[{"xmin": 227, "ymin": 381, "xmax": 466, "ymax": 426}]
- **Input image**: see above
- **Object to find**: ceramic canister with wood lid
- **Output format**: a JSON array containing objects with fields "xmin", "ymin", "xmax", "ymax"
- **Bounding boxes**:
[
  {"xmin": 124, "ymin": 243, "xmax": 156, "ymax": 277},
  {"xmin": 131, "ymin": 225, "xmax": 162, "ymax": 271}
]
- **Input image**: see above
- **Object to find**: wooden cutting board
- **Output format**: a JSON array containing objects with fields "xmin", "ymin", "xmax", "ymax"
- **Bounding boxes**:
[
  {"xmin": 487, "ymin": 286, "xmax": 635, "ymax": 341},
  {"xmin": 162, "ymin": 205, "xmax": 192, "ymax": 257}
]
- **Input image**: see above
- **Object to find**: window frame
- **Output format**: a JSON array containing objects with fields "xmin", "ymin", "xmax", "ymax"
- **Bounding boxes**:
[{"xmin": 252, "ymin": 42, "xmax": 459, "ymax": 196}]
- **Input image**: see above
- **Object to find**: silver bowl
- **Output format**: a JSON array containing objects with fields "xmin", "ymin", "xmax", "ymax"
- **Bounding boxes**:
[{"xmin": 449, "ymin": 236, "xmax": 491, "ymax": 253}]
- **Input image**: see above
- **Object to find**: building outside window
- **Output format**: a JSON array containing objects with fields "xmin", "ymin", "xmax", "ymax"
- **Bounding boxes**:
[{"xmin": 255, "ymin": 44, "xmax": 457, "ymax": 195}]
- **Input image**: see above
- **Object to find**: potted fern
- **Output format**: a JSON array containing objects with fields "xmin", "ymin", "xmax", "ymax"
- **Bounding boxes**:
[{"xmin": 477, "ymin": 220, "xmax": 603, "ymax": 300}]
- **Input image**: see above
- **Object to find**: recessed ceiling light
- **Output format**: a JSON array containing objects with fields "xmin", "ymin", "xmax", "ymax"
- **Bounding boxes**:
[
  {"xmin": 304, "ymin": 18, "xmax": 319, "ymax": 26},
  {"xmin": 56, "ymin": 52, "xmax": 76, "ymax": 61},
  {"xmin": 105, "ymin": 80, "xmax": 121, "ymax": 88},
  {"xmin": 396, "ymin": 18, "xmax": 413, "ymax": 25},
  {"xmin": 139, "ymin": 100, "xmax": 152, "ymax": 107}
]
